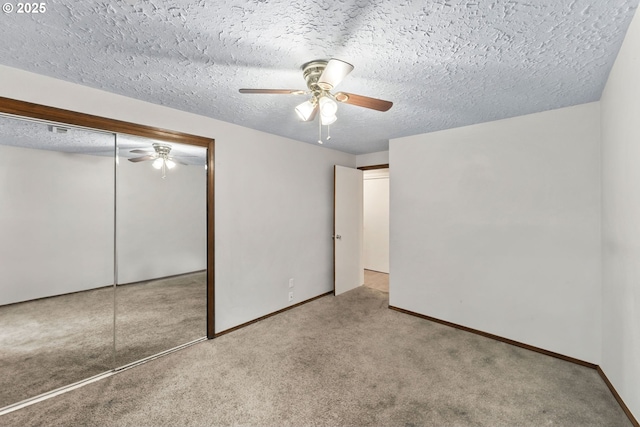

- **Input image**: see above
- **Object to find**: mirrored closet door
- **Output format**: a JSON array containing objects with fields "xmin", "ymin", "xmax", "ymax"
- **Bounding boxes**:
[
  {"xmin": 115, "ymin": 135, "xmax": 207, "ymax": 367},
  {"xmin": 0, "ymin": 111, "xmax": 210, "ymax": 409},
  {"xmin": 0, "ymin": 115, "xmax": 116, "ymax": 407}
]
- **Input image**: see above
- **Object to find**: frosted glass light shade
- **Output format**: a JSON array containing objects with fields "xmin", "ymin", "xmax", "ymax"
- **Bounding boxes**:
[
  {"xmin": 152, "ymin": 158, "xmax": 163, "ymax": 169},
  {"xmin": 295, "ymin": 100, "xmax": 316, "ymax": 121},
  {"xmin": 319, "ymin": 96, "xmax": 338, "ymax": 116},
  {"xmin": 320, "ymin": 113, "xmax": 337, "ymax": 126},
  {"xmin": 166, "ymin": 159, "xmax": 176, "ymax": 169},
  {"xmin": 317, "ymin": 59, "xmax": 354, "ymax": 90}
]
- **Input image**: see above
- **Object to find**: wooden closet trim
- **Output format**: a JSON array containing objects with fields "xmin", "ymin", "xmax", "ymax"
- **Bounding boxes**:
[
  {"xmin": 0, "ymin": 96, "xmax": 216, "ymax": 339},
  {"xmin": 0, "ymin": 96, "xmax": 211, "ymax": 146}
]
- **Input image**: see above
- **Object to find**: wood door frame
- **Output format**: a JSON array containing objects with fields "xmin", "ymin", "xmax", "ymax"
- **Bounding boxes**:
[
  {"xmin": 357, "ymin": 163, "xmax": 389, "ymax": 171},
  {"xmin": 0, "ymin": 96, "xmax": 216, "ymax": 338},
  {"xmin": 359, "ymin": 163, "xmax": 391, "ymax": 281}
]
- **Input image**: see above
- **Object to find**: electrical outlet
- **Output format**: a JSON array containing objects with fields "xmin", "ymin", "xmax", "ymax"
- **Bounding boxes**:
[
  {"xmin": 288, "ymin": 291, "xmax": 294, "ymax": 302},
  {"xmin": 289, "ymin": 278, "xmax": 295, "ymax": 288}
]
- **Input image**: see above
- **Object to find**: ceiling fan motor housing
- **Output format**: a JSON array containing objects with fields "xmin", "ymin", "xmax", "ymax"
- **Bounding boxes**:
[
  {"xmin": 301, "ymin": 60, "xmax": 329, "ymax": 97},
  {"xmin": 152, "ymin": 143, "xmax": 172, "ymax": 157}
]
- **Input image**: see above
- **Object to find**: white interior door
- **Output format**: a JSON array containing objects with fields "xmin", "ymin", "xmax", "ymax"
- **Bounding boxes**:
[{"xmin": 334, "ymin": 165, "xmax": 364, "ymax": 295}]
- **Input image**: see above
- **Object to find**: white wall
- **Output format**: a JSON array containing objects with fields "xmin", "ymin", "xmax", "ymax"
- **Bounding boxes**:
[
  {"xmin": 215, "ymin": 131, "xmax": 353, "ymax": 331},
  {"xmin": 390, "ymin": 103, "xmax": 602, "ymax": 363},
  {"xmin": 0, "ymin": 144, "xmax": 114, "ymax": 305},
  {"xmin": 601, "ymin": 5, "xmax": 640, "ymax": 420},
  {"xmin": 356, "ymin": 150, "xmax": 389, "ymax": 168},
  {"xmin": 363, "ymin": 169, "xmax": 389, "ymax": 273},
  {"xmin": 0, "ymin": 65, "xmax": 355, "ymax": 332},
  {"xmin": 116, "ymin": 155, "xmax": 207, "ymax": 284}
]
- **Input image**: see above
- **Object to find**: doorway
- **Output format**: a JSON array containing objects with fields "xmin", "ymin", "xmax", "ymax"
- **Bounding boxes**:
[
  {"xmin": 362, "ymin": 167, "xmax": 389, "ymax": 294},
  {"xmin": 333, "ymin": 163, "xmax": 389, "ymax": 296}
]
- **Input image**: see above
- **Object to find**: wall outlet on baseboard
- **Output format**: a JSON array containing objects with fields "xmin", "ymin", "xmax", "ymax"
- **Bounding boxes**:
[
  {"xmin": 288, "ymin": 291, "xmax": 294, "ymax": 302},
  {"xmin": 289, "ymin": 278, "xmax": 295, "ymax": 288}
]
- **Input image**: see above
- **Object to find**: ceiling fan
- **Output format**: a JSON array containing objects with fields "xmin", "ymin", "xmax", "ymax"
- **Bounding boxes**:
[
  {"xmin": 128, "ymin": 143, "xmax": 186, "ymax": 178},
  {"xmin": 239, "ymin": 59, "xmax": 393, "ymax": 143}
]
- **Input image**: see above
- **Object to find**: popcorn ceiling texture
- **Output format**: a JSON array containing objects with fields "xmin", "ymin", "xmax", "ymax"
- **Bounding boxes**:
[{"xmin": 0, "ymin": 0, "xmax": 637, "ymax": 154}]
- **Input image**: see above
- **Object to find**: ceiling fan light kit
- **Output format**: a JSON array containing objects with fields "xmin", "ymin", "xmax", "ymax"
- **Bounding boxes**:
[
  {"xmin": 295, "ymin": 99, "xmax": 317, "ymax": 121},
  {"xmin": 319, "ymin": 96, "xmax": 337, "ymax": 126},
  {"xmin": 152, "ymin": 157, "xmax": 175, "ymax": 170},
  {"xmin": 239, "ymin": 58, "xmax": 393, "ymax": 145},
  {"xmin": 128, "ymin": 142, "xmax": 183, "ymax": 179},
  {"xmin": 317, "ymin": 60, "xmax": 354, "ymax": 90}
]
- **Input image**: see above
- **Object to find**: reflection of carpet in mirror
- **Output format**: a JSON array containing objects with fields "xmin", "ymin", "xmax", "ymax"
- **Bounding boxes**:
[
  {"xmin": 0, "ymin": 271, "xmax": 206, "ymax": 409},
  {"xmin": 116, "ymin": 271, "xmax": 206, "ymax": 367}
]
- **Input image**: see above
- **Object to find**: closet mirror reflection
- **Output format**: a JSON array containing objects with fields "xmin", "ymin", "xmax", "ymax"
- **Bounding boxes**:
[
  {"xmin": 0, "ymin": 115, "xmax": 116, "ymax": 407},
  {"xmin": 0, "ymin": 113, "xmax": 208, "ymax": 409},
  {"xmin": 115, "ymin": 135, "xmax": 207, "ymax": 367}
]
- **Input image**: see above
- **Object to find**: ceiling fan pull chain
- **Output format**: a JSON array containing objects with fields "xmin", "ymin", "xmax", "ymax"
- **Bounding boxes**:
[
  {"xmin": 317, "ymin": 115, "xmax": 323, "ymax": 144},
  {"xmin": 327, "ymin": 125, "xmax": 331, "ymax": 141}
]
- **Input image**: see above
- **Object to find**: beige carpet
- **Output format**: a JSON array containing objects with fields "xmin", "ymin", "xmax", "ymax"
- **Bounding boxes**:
[
  {"xmin": 0, "ymin": 271, "xmax": 206, "ymax": 408},
  {"xmin": 1, "ymin": 283, "xmax": 631, "ymax": 427}
]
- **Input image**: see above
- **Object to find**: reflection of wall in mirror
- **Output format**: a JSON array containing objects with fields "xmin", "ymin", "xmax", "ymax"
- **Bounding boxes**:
[
  {"xmin": 0, "ymin": 144, "xmax": 207, "ymax": 305},
  {"xmin": 116, "ymin": 153, "xmax": 206, "ymax": 284},
  {"xmin": 0, "ymin": 144, "xmax": 114, "ymax": 305}
]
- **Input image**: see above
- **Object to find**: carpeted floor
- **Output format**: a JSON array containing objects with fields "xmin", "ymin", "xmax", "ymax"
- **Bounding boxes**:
[
  {"xmin": 1, "ymin": 273, "xmax": 631, "ymax": 427},
  {"xmin": 0, "ymin": 271, "xmax": 206, "ymax": 408}
]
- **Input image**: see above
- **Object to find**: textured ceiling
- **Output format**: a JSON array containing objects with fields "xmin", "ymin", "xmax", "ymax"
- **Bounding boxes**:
[{"xmin": 0, "ymin": 0, "xmax": 638, "ymax": 155}]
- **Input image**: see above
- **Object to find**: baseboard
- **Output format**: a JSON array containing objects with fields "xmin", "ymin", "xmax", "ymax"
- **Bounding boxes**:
[
  {"xmin": 597, "ymin": 367, "xmax": 640, "ymax": 427},
  {"xmin": 390, "ymin": 305, "xmax": 639, "ymax": 426},
  {"xmin": 214, "ymin": 291, "xmax": 333, "ymax": 338},
  {"xmin": 388, "ymin": 306, "xmax": 596, "ymax": 368},
  {"xmin": 118, "ymin": 269, "xmax": 206, "ymax": 287},
  {"xmin": 1, "ymin": 283, "xmax": 114, "ymax": 308}
]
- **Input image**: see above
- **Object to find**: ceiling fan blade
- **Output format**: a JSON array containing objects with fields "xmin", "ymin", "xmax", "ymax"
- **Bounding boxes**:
[
  {"xmin": 128, "ymin": 155, "xmax": 156, "ymax": 163},
  {"xmin": 318, "ymin": 59, "xmax": 354, "ymax": 90},
  {"xmin": 239, "ymin": 89, "xmax": 306, "ymax": 95},
  {"xmin": 334, "ymin": 92, "xmax": 393, "ymax": 112},
  {"xmin": 130, "ymin": 149, "xmax": 152, "ymax": 154}
]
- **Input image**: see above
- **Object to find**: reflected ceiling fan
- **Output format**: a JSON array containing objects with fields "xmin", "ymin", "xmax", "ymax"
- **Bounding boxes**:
[
  {"xmin": 128, "ymin": 143, "xmax": 186, "ymax": 178},
  {"xmin": 239, "ymin": 58, "xmax": 393, "ymax": 144}
]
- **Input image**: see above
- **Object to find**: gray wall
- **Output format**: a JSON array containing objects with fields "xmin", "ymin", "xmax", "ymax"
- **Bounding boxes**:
[
  {"xmin": 389, "ymin": 103, "xmax": 602, "ymax": 363},
  {"xmin": 601, "ymin": 5, "xmax": 640, "ymax": 419},
  {"xmin": 214, "ymin": 130, "xmax": 353, "ymax": 331}
]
